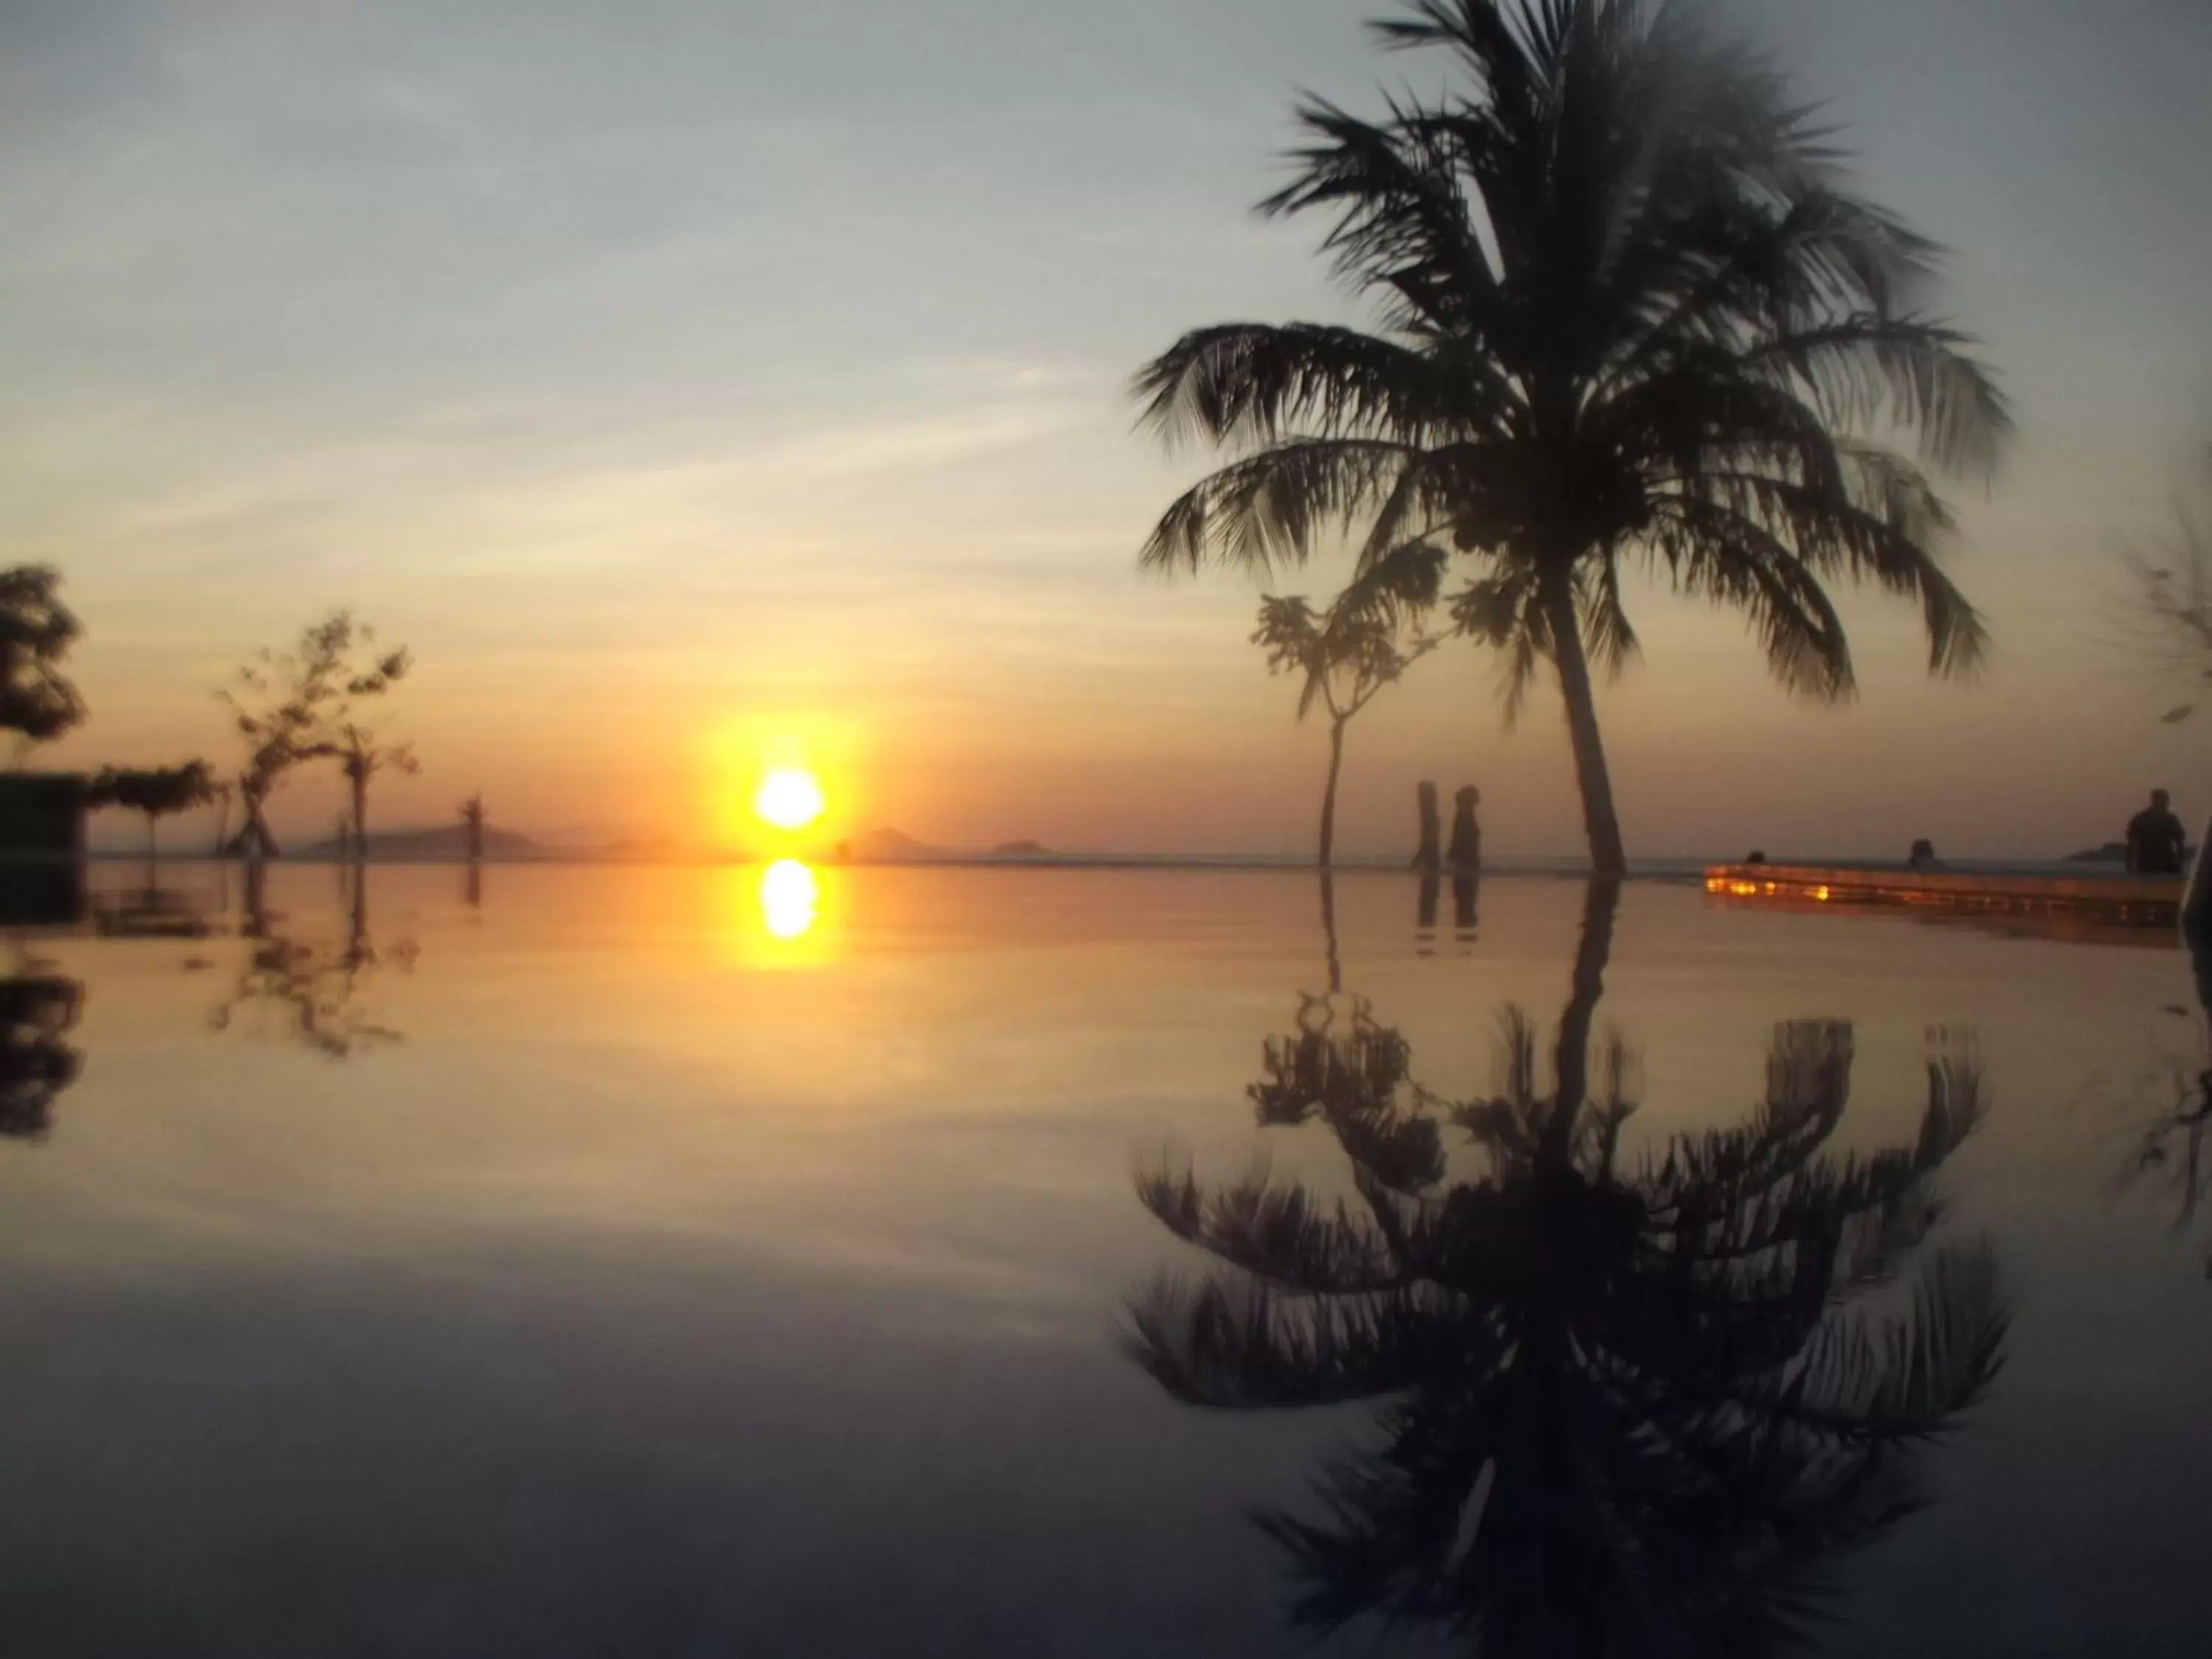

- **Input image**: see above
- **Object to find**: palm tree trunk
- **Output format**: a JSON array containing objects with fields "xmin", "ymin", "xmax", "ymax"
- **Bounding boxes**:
[
  {"xmin": 352, "ymin": 774, "xmax": 369, "ymax": 863},
  {"xmin": 1545, "ymin": 581, "xmax": 1627, "ymax": 877},
  {"xmin": 145, "ymin": 813, "xmax": 158, "ymax": 866},
  {"xmin": 1318, "ymin": 720, "xmax": 1346, "ymax": 869},
  {"xmin": 233, "ymin": 792, "xmax": 278, "ymax": 862},
  {"xmin": 1318, "ymin": 870, "xmax": 1340, "ymax": 995}
]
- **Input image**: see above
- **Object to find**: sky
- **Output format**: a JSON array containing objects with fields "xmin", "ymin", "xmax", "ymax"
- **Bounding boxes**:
[{"xmin": 2, "ymin": 0, "xmax": 2209, "ymax": 861}]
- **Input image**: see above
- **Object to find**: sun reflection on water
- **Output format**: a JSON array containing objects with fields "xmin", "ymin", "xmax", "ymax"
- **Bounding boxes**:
[{"xmin": 761, "ymin": 859, "xmax": 820, "ymax": 941}]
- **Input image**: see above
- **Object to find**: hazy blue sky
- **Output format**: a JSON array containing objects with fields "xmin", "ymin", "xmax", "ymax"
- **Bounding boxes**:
[{"xmin": 3, "ymin": 0, "xmax": 2208, "ymax": 858}]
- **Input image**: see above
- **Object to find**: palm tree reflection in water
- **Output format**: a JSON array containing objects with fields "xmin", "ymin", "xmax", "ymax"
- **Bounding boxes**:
[{"xmin": 1129, "ymin": 880, "xmax": 2008, "ymax": 1655}]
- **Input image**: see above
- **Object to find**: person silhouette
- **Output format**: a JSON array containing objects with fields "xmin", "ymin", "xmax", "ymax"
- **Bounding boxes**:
[
  {"xmin": 1412, "ymin": 782, "xmax": 1442, "ymax": 872},
  {"xmin": 1447, "ymin": 786, "xmax": 1482, "ymax": 873},
  {"xmin": 2127, "ymin": 789, "xmax": 2189, "ymax": 875}
]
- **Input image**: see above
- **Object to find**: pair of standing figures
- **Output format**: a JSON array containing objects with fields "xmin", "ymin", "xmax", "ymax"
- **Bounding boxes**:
[{"xmin": 1412, "ymin": 782, "xmax": 1481, "ymax": 874}]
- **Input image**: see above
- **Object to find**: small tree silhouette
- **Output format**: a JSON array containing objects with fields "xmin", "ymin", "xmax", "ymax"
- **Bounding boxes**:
[
  {"xmin": 1254, "ymin": 594, "xmax": 1435, "ymax": 867},
  {"xmin": 0, "ymin": 566, "xmax": 85, "ymax": 765},
  {"xmin": 87, "ymin": 760, "xmax": 220, "ymax": 862},
  {"xmin": 218, "ymin": 612, "xmax": 408, "ymax": 860}
]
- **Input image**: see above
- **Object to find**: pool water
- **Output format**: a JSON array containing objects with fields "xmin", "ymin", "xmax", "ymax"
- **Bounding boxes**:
[{"xmin": 2, "ymin": 863, "xmax": 2208, "ymax": 1657}]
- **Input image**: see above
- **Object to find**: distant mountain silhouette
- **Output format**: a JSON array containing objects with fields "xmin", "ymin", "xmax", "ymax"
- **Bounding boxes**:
[
  {"xmin": 597, "ymin": 833, "xmax": 689, "ymax": 860},
  {"xmin": 298, "ymin": 824, "xmax": 539, "ymax": 861},
  {"xmin": 841, "ymin": 829, "xmax": 1055, "ymax": 863},
  {"xmin": 847, "ymin": 827, "xmax": 952, "ymax": 863}
]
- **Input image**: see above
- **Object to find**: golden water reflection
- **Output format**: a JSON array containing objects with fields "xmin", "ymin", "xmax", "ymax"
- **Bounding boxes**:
[{"xmin": 761, "ymin": 859, "xmax": 819, "ymax": 940}]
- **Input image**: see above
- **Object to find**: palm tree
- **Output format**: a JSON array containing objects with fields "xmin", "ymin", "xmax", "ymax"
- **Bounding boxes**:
[
  {"xmin": 219, "ymin": 611, "xmax": 410, "ymax": 862},
  {"xmin": 1134, "ymin": 0, "xmax": 2008, "ymax": 874},
  {"xmin": 1253, "ymin": 596, "xmax": 1436, "ymax": 867},
  {"xmin": 1127, "ymin": 883, "xmax": 2008, "ymax": 1651},
  {"xmin": 86, "ymin": 760, "xmax": 220, "ymax": 865}
]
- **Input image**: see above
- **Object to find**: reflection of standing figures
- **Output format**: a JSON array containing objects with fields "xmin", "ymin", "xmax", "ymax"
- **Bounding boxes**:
[
  {"xmin": 0, "ymin": 967, "xmax": 83, "ymax": 1140},
  {"xmin": 1416, "ymin": 871, "xmax": 1478, "ymax": 947},
  {"xmin": 1448, "ymin": 785, "xmax": 1482, "ymax": 872}
]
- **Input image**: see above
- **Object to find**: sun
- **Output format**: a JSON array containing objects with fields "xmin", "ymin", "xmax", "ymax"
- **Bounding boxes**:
[{"xmin": 754, "ymin": 766, "xmax": 826, "ymax": 831}]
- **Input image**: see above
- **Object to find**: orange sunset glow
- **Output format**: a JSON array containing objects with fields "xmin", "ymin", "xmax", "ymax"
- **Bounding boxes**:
[{"xmin": 15, "ymin": 0, "xmax": 2202, "ymax": 868}]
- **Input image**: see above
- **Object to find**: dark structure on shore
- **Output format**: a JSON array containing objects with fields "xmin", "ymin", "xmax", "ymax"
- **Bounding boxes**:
[
  {"xmin": 0, "ymin": 773, "xmax": 87, "ymax": 925},
  {"xmin": 0, "ymin": 773, "xmax": 85, "ymax": 859}
]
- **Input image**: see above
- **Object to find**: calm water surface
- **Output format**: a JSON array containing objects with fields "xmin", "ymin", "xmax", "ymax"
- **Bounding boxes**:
[{"xmin": 3, "ymin": 864, "xmax": 2209, "ymax": 1656}]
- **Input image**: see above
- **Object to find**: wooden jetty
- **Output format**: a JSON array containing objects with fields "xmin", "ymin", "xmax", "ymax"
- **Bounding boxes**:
[{"xmin": 1703, "ymin": 862, "xmax": 2182, "ymax": 928}]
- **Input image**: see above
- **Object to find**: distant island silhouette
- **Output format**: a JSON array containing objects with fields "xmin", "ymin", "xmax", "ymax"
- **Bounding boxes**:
[
  {"xmin": 298, "ymin": 823, "xmax": 540, "ymax": 862},
  {"xmin": 2065, "ymin": 843, "xmax": 2129, "ymax": 864},
  {"xmin": 844, "ymin": 829, "xmax": 1054, "ymax": 863}
]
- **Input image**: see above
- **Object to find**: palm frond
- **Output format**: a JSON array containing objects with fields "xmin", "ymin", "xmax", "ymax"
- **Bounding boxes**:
[
  {"xmin": 1135, "ymin": 1147, "xmax": 1407, "ymax": 1295},
  {"xmin": 1263, "ymin": 94, "xmax": 1507, "ymax": 338},
  {"xmin": 1133, "ymin": 324, "xmax": 1457, "ymax": 452},
  {"xmin": 1448, "ymin": 571, "xmax": 1550, "ymax": 723},
  {"xmin": 1122, "ymin": 1272, "xmax": 1459, "ymax": 1409},
  {"xmin": 1736, "ymin": 1242, "xmax": 2009, "ymax": 1444},
  {"xmin": 1140, "ymin": 439, "xmax": 1417, "ymax": 577},
  {"xmin": 1739, "ymin": 315, "xmax": 2011, "ymax": 476}
]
